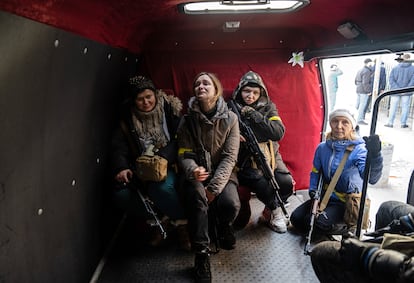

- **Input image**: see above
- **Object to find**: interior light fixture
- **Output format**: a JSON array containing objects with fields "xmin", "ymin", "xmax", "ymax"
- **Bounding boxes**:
[
  {"xmin": 178, "ymin": 0, "xmax": 310, "ymax": 14},
  {"xmin": 337, "ymin": 22, "xmax": 361, "ymax": 39}
]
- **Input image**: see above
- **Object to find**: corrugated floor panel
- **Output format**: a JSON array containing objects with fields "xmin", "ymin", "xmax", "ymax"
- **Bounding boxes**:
[{"xmin": 98, "ymin": 193, "xmax": 319, "ymax": 283}]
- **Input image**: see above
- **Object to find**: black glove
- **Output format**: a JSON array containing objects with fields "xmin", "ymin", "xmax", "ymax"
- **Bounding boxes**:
[
  {"xmin": 363, "ymin": 134, "xmax": 381, "ymax": 157},
  {"xmin": 240, "ymin": 106, "xmax": 255, "ymax": 117},
  {"xmin": 339, "ymin": 237, "xmax": 379, "ymax": 270},
  {"xmin": 366, "ymin": 212, "xmax": 414, "ymax": 238},
  {"xmin": 241, "ymin": 106, "xmax": 264, "ymax": 122},
  {"xmin": 309, "ymin": 189, "xmax": 317, "ymax": 200}
]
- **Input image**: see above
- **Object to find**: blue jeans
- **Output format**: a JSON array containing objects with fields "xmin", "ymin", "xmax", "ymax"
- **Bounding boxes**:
[
  {"xmin": 113, "ymin": 169, "xmax": 186, "ymax": 220},
  {"xmin": 329, "ymin": 91, "xmax": 337, "ymax": 110},
  {"xmin": 356, "ymin": 93, "xmax": 369, "ymax": 122},
  {"xmin": 387, "ymin": 94, "xmax": 413, "ymax": 125}
]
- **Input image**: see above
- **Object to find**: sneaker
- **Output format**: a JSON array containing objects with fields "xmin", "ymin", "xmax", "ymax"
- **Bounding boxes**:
[
  {"xmin": 401, "ymin": 124, "xmax": 409, "ymax": 128},
  {"xmin": 194, "ymin": 252, "xmax": 211, "ymax": 283},
  {"xmin": 218, "ymin": 223, "xmax": 236, "ymax": 250},
  {"xmin": 268, "ymin": 207, "xmax": 288, "ymax": 233},
  {"xmin": 358, "ymin": 120, "xmax": 368, "ymax": 125},
  {"xmin": 384, "ymin": 124, "xmax": 393, "ymax": 128}
]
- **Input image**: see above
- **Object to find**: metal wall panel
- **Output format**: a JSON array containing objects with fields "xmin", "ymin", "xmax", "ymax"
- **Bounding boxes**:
[{"xmin": 0, "ymin": 10, "xmax": 137, "ymax": 283}]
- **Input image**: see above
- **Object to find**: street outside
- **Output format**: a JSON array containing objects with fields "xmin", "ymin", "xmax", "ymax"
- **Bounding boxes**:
[{"xmin": 322, "ymin": 53, "xmax": 414, "ymax": 229}]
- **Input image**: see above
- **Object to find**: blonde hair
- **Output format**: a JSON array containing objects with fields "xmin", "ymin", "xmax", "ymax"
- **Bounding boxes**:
[{"xmin": 193, "ymin": 72, "xmax": 223, "ymax": 103}]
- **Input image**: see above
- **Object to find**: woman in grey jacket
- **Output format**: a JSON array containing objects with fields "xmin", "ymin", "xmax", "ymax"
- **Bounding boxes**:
[{"xmin": 177, "ymin": 72, "xmax": 240, "ymax": 283}]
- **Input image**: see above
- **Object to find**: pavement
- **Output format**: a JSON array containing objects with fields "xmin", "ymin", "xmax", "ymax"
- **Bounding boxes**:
[{"xmin": 351, "ymin": 110, "xmax": 414, "ymax": 230}]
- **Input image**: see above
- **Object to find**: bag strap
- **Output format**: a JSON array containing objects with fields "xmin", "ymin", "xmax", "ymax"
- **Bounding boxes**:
[
  {"xmin": 268, "ymin": 140, "xmax": 276, "ymax": 171},
  {"xmin": 318, "ymin": 145, "xmax": 355, "ymax": 212}
]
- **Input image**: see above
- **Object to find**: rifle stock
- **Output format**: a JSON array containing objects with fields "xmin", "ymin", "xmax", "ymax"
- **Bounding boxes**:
[{"xmin": 228, "ymin": 100, "xmax": 288, "ymax": 218}]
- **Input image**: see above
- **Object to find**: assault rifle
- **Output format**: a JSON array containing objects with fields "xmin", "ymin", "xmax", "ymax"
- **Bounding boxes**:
[
  {"xmin": 228, "ymin": 100, "xmax": 288, "ymax": 219},
  {"xmin": 120, "ymin": 180, "xmax": 167, "ymax": 240},
  {"xmin": 135, "ymin": 184, "xmax": 167, "ymax": 240},
  {"xmin": 304, "ymin": 174, "xmax": 324, "ymax": 255}
]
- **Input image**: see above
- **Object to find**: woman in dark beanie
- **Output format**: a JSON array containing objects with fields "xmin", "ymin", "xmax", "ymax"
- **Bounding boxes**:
[
  {"xmin": 230, "ymin": 71, "xmax": 294, "ymax": 233},
  {"xmin": 111, "ymin": 75, "xmax": 189, "ymax": 250}
]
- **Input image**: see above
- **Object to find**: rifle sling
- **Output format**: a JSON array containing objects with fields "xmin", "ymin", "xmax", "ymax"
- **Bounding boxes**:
[
  {"xmin": 184, "ymin": 114, "xmax": 207, "ymax": 154},
  {"xmin": 318, "ymin": 145, "xmax": 355, "ymax": 212}
]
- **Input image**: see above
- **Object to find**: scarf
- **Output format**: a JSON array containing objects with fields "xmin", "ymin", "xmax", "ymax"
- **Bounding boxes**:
[{"xmin": 131, "ymin": 97, "xmax": 169, "ymax": 152}]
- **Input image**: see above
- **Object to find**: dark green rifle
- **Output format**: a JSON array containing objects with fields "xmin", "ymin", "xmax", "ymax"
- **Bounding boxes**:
[
  {"xmin": 304, "ymin": 174, "xmax": 324, "ymax": 255},
  {"xmin": 228, "ymin": 100, "xmax": 289, "ymax": 218}
]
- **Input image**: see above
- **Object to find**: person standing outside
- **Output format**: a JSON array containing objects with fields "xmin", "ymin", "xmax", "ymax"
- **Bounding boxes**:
[
  {"xmin": 355, "ymin": 58, "xmax": 374, "ymax": 125},
  {"xmin": 177, "ymin": 72, "xmax": 240, "ymax": 282},
  {"xmin": 230, "ymin": 71, "xmax": 294, "ymax": 233},
  {"xmin": 327, "ymin": 64, "xmax": 343, "ymax": 110},
  {"xmin": 384, "ymin": 53, "xmax": 414, "ymax": 128},
  {"xmin": 365, "ymin": 60, "xmax": 386, "ymax": 114}
]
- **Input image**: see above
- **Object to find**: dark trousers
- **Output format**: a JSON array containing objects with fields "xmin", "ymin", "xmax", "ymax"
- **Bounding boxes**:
[
  {"xmin": 375, "ymin": 200, "xmax": 414, "ymax": 230},
  {"xmin": 183, "ymin": 180, "xmax": 240, "ymax": 252},
  {"xmin": 290, "ymin": 198, "xmax": 345, "ymax": 233},
  {"xmin": 234, "ymin": 170, "xmax": 293, "ymax": 229},
  {"xmin": 238, "ymin": 170, "xmax": 293, "ymax": 209}
]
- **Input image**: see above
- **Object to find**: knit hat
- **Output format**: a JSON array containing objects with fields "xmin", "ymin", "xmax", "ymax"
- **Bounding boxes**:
[
  {"xmin": 364, "ymin": 58, "xmax": 372, "ymax": 64},
  {"xmin": 329, "ymin": 108, "xmax": 356, "ymax": 129},
  {"xmin": 129, "ymin": 75, "xmax": 156, "ymax": 94}
]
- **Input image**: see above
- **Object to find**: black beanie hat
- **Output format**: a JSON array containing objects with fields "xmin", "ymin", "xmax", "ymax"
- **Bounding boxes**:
[{"xmin": 129, "ymin": 75, "xmax": 156, "ymax": 95}]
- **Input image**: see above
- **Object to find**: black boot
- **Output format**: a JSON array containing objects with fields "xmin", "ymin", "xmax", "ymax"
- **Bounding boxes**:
[
  {"xmin": 194, "ymin": 251, "xmax": 211, "ymax": 283},
  {"xmin": 218, "ymin": 223, "xmax": 236, "ymax": 250}
]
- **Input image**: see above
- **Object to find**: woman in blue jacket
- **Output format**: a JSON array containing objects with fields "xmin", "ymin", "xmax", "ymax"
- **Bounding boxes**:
[{"xmin": 290, "ymin": 108, "xmax": 383, "ymax": 235}]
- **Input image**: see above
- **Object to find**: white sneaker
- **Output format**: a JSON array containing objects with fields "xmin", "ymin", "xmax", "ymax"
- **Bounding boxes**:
[{"xmin": 268, "ymin": 207, "xmax": 287, "ymax": 233}]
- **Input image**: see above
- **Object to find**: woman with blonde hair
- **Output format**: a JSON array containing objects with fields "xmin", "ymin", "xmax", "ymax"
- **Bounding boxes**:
[{"xmin": 177, "ymin": 72, "xmax": 240, "ymax": 282}]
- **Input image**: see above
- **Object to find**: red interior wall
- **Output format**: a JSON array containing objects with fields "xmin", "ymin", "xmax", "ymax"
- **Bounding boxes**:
[{"xmin": 141, "ymin": 50, "xmax": 324, "ymax": 190}]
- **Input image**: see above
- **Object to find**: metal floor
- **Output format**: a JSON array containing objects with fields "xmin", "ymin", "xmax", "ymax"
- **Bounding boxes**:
[
  {"xmin": 97, "ymin": 193, "xmax": 319, "ymax": 283},
  {"xmin": 96, "ymin": 113, "xmax": 413, "ymax": 283}
]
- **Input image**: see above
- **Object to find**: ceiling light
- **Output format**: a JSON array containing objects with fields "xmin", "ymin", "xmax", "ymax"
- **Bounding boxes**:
[
  {"xmin": 223, "ymin": 21, "xmax": 241, "ymax": 32},
  {"xmin": 178, "ymin": 0, "xmax": 310, "ymax": 14},
  {"xmin": 337, "ymin": 22, "xmax": 362, "ymax": 39}
]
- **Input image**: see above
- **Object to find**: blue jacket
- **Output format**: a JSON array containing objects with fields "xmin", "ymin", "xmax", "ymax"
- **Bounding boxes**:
[
  {"xmin": 309, "ymin": 138, "xmax": 383, "ymax": 202},
  {"xmin": 389, "ymin": 62, "xmax": 414, "ymax": 94}
]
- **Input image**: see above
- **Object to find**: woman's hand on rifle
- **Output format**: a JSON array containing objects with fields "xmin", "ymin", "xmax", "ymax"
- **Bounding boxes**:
[{"xmin": 116, "ymin": 169, "xmax": 133, "ymax": 183}]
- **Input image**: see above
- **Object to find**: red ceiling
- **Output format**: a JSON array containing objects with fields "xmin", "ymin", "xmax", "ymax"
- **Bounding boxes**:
[{"xmin": 1, "ymin": 0, "xmax": 414, "ymax": 54}]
